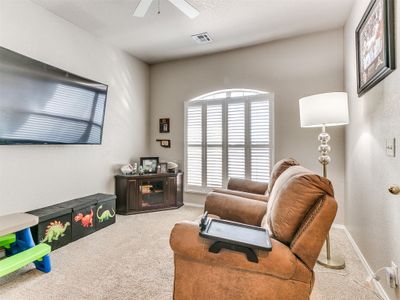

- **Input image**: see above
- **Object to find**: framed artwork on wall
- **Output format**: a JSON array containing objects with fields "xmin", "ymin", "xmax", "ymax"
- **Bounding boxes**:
[
  {"xmin": 159, "ymin": 118, "xmax": 170, "ymax": 133},
  {"xmin": 355, "ymin": 0, "xmax": 395, "ymax": 96},
  {"xmin": 156, "ymin": 139, "xmax": 171, "ymax": 148}
]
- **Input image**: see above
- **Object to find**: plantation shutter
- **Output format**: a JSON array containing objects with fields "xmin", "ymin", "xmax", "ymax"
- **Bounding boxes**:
[
  {"xmin": 227, "ymin": 102, "xmax": 245, "ymax": 179},
  {"xmin": 250, "ymin": 101, "xmax": 270, "ymax": 182},
  {"xmin": 206, "ymin": 104, "xmax": 223, "ymax": 187},
  {"xmin": 186, "ymin": 105, "xmax": 202, "ymax": 186},
  {"xmin": 185, "ymin": 91, "xmax": 273, "ymax": 193}
]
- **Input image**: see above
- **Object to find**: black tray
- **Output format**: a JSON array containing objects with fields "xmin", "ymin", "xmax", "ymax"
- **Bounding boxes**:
[{"xmin": 199, "ymin": 218, "xmax": 272, "ymax": 251}]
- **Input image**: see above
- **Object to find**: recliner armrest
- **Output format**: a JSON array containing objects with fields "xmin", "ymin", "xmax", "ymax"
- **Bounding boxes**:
[
  {"xmin": 205, "ymin": 192, "xmax": 267, "ymax": 226},
  {"xmin": 212, "ymin": 188, "xmax": 268, "ymax": 202},
  {"xmin": 170, "ymin": 221, "xmax": 309, "ymax": 282},
  {"xmin": 227, "ymin": 178, "xmax": 268, "ymax": 194}
]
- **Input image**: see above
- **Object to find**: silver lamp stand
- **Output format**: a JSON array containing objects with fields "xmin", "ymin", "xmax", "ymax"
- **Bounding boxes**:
[{"xmin": 316, "ymin": 125, "xmax": 345, "ymax": 270}]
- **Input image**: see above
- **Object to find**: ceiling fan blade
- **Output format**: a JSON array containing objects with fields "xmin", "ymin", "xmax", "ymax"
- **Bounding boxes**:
[
  {"xmin": 133, "ymin": 0, "xmax": 154, "ymax": 17},
  {"xmin": 168, "ymin": 0, "xmax": 199, "ymax": 19}
]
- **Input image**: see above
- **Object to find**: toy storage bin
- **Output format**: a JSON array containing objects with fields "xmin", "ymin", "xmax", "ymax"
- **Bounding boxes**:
[
  {"xmin": 58, "ymin": 196, "xmax": 97, "ymax": 241},
  {"xmin": 94, "ymin": 194, "xmax": 117, "ymax": 230},
  {"xmin": 27, "ymin": 205, "xmax": 72, "ymax": 251}
]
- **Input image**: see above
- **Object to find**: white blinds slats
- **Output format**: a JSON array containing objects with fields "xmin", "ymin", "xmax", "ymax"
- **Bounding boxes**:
[
  {"xmin": 206, "ymin": 105, "xmax": 223, "ymax": 187},
  {"xmin": 251, "ymin": 147, "xmax": 270, "ymax": 182},
  {"xmin": 207, "ymin": 105, "xmax": 222, "ymax": 145},
  {"xmin": 187, "ymin": 106, "xmax": 202, "ymax": 186},
  {"xmin": 250, "ymin": 101, "xmax": 270, "ymax": 182},
  {"xmin": 228, "ymin": 102, "xmax": 245, "ymax": 179},
  {"xmin": 228, "ymin": 102, "xmax": 245, "ymax": 145},
  {"xmin": 207, "ymin": 147, "xmax": 223, "ymax": 187},
  {"xmin": 187, "ymin": 146, "xmax": 202, "ymax": 186},
  {"xmin": 187, "ymin": 106, "xmax": 202, "ymax": 145},
  {"xmin": 251, "ymin": 101, "xmax": 270, "ymax": 145},
  {"xmin": 186, "ymin": 92, "xmax": 272, "ymax": 192},
  {"xmin": 228, "ymin": 147, "xmax": 245, "ymax": 179}
]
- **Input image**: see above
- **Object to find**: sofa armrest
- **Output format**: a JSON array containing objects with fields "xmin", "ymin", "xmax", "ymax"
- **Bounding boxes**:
[
  {"xmin": 212, "ymin": 188, "xmax": 268, "ymax": 202},
  {"xmin": 205, "ymin": 192, "xmax": 267, "ymax": 226},
  {"xmin": 170, "ymin": 221, "xmax": 304, "ymax": 281},
  {"xmin": 227, "ymin": 178, "xmax": 268, "ymax": 195}
]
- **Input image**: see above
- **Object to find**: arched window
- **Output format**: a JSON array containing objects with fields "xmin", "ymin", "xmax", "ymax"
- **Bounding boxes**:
[{"xmin": 185, "ymin": 89, "xmax": 274, "ymax": 193}]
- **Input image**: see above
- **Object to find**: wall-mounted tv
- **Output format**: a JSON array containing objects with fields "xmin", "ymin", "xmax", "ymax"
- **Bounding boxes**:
[{"xmin": 0, "ymin": 46, "xmax": 108, "ymax": 145}]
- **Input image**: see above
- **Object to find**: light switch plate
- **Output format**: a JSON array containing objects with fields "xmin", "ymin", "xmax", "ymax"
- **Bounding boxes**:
[{"xmin": 386, "ymin": 138, "xmax": 396, "ymax": 157}]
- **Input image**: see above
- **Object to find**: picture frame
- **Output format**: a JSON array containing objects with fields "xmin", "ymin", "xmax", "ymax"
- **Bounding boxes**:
[
  {"xmin": 355, "ymin": 0, "xmax": 395, "ymax": 96},
  {"xmin": 140, "ymin": 157, "xmax": 159, "ymax": 174},
  {"xmin": 156, "ymin": 139, "xmax": 171, "ymax": 148},
  {"xmin": 158, "ymin": 163, "xmax": 168, "ymax": 174},
  {"xmin": 159, "ymin": 118, "xmax": 170, "ymax": 133}
]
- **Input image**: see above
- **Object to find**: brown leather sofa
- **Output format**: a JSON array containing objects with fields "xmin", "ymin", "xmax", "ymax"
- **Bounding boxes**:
[
  {"xmin": 170, "ymin": 164, "xmax": 337, "ymax": 300},
  {"xmin": 212, "ymin": 158, "xmax": 299, "ymax": 203}
]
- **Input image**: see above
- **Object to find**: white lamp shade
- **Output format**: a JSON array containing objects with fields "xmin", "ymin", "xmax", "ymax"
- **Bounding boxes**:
[{"xmin": 299, "ymin": 92, "xmax": 349, "ymax": 128}]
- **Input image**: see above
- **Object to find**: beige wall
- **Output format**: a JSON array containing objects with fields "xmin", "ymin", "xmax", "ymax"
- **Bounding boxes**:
[
  {"xmin": 150, "ymin": 29, "xmax": 346, "ymax": 223},
  {"xmin": 344, "ymin": 0, "xmax": 400, "ymax": 298},
  {"xmin": 0, "ymin": 0, "xmax": 149, "ymax": 214}
]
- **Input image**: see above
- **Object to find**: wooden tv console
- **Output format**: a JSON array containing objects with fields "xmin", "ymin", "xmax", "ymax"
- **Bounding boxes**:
[{"xmin": 115, "ymin": 173, "xmax": 183, "ymax": 214}]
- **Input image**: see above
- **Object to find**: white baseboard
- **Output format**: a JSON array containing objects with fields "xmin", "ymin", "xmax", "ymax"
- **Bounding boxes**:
[
  {"xmin": 339, "ymin": 225, "xmax": 390, "ymax": 300},
  {"xmin": 332, "ymin": 223, "xmax": 346, "ymax": 230},
  {"xmin": 183, "ymin": 202, "xmax": 204, "ymax": 208}
]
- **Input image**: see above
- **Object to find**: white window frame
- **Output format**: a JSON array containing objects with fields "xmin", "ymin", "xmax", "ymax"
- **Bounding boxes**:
[{"xmin": 184, "ymin": 89, "xmax": 274, "ymax": 194}]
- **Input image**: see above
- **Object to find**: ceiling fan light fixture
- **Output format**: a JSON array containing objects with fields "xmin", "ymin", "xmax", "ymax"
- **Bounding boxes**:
[
  {"xmin": 168, "ymin": 0, "xmax": 199, "ymax": 19},
  {"xmin": 133, "ymin": 0, "xmax": 154, "ymax": 17}
]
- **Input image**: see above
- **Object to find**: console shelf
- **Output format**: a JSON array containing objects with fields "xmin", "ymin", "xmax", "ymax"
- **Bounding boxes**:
[{"xmin": 115, "ymin": 173, "xmax": 183, "ymax": 215}]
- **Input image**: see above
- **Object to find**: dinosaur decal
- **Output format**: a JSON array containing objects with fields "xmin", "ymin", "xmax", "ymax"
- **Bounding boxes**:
[
  {"xmin": 41, "ymin": 221, "xmax": 70, "ymax": 243},
  {"xmin": 74, "ymin": 209, "xmax": 94, "ymax": 228},
  {"xmin": 97, "ymin": 205, "xmax": 116, "ymax": 222}
]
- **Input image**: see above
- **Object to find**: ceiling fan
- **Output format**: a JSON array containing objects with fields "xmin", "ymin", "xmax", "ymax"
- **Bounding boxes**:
[{"xmin": 133, "ymin": 0, "xmax": 199, "ymax": 19}]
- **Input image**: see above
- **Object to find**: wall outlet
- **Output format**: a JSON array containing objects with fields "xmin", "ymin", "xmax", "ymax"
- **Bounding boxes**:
[
  {"xmin": 391, "ymin": 261, "xmax": 399, "ymax": 288},
  {"xmin": 386, "ymin": 138, "xmax": 396, "ymax": 157}
]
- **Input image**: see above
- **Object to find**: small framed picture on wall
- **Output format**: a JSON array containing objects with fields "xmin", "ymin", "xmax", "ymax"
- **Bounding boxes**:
[
  {"xmin": 159, "ymin": 118, "xmax": 170, "ymax": 133},
  {"xmin": 156, "ymin": 139, "xmax": 171, "ymax": 148}
]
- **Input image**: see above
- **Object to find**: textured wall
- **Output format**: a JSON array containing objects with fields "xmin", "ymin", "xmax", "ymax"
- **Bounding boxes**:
[
  {"xmin": 0, "ymin": 0, "xmax": 149, "ymax": 214},
  {"xmin": 344, "ymin": 0, "xmax": 400, "ymax": 298},
  {"xmin": 150, "ymin": 29, "xmax": 346, "ymax": 224}
]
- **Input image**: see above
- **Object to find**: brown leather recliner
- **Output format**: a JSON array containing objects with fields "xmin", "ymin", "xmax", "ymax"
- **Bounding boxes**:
[
  {"xmin": 170, "ymin": 165, "xmax": 337, "ymax": 300},
  {"xmin": 212, "ymin": 158, "xmax": 300, "ymax": 203}
]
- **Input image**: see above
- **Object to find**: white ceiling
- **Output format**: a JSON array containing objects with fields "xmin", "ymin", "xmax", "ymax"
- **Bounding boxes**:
[{"xmin": 31, "ymin": 0, "xmax": 355, "ymax": 64}]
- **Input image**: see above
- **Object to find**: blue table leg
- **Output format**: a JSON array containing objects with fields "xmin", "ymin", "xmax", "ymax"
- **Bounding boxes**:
[
  {"xmin": 7, "ymin": 228, "xmax": 51, "ymax": 273},
  {"xmin": 34, "ymin": 254, "xmax": 51, "ymax": 273}
]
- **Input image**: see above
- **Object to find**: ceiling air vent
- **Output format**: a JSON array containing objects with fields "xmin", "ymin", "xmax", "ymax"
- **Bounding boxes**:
[{"xmin": 191, "ymin": 32, "xmax": 213, "ymax": 44}]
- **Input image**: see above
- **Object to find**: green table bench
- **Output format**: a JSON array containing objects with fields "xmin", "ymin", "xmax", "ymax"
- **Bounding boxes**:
[{"xmin": 0, "ymin": 213, "xmax": 51, "ymax": 277}]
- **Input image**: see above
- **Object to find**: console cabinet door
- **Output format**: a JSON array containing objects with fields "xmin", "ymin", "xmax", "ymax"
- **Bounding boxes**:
[
  {"xmin": 176, "ymin": 173, "xmax": 183, "ymax": 206},
  {"xmin": 167, "ymin": 176, "xmax": 177, "ymax": 206},
  {"xmin": 138, "ymin": 177, "xmax": 167, "ymax": 210},
  {"xmin": 128, "ymin": 179, "xmax": 138, "ymax": 210}
]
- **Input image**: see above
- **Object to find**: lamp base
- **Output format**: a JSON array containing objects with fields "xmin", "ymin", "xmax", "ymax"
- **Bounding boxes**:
[{"xmin": 317, "ymin": 256, "xmax": 346, "ymax": 270}]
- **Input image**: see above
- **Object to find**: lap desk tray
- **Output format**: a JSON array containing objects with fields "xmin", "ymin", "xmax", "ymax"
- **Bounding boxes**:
[{"xmin": 199, "ymin": 218, "xmax": 272, "ymax": 263}]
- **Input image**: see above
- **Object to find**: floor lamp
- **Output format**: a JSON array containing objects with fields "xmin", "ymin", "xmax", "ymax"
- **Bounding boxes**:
[{"xmin": 299, "ymin": 92, "xmax": 349, "ymax": 270}]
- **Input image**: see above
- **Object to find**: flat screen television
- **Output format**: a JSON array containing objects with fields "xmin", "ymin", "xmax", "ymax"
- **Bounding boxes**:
[{"xmin": 0, "ymin": 46, "xmax": 108, "ymax": 145}]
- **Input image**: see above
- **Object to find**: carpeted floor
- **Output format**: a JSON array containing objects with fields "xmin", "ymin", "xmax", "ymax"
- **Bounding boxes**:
[{"xmin": 0, "ymin": 206, "xmax": 381, "ymax": 299}]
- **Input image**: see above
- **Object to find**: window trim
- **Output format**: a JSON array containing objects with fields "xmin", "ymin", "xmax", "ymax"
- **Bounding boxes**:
[{"xmin": 184, "ymin": 90, "xmax": 275, "ymax": 194}]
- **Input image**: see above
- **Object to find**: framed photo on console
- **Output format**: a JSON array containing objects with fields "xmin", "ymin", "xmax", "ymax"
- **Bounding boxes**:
[
  {"xmin": 158, "ymin": 163, "xmax": 168, "ymax": 174},
  {"xmin": 356, "ymin": 0, "xmax": 395, "ymax": 96},
  {"xmin": 140, "ymin": 157, "xmax": 159, "ymax": 174}
]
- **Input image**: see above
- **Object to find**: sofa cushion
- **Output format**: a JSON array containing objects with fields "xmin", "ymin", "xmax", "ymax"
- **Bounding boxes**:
[
  {"xmin": 263, "ymin": 166, "xmax": 334, "ymax": 245},
  {"xmin": 266, "ymin": 158, "xmax": 300, "ymax": 196}
]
